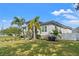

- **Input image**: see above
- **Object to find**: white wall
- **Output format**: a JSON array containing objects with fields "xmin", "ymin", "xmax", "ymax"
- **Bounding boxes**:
[
  {"xmin": 65, "ymin": 29, "xmax": 72, "ymax": 33},
  {"xmin": 39, "ymin": 25, "xmax": 72, "ymax": 36},
  {"xmin": 25, "ymin": 24, "xmax": 72, "ymax": 36},
  {"xmin": 60, "ymin": 28, "xmax": 72, "ymax": 33},
  {"xmin": 62, "ymin": 33, "xmax": 79, "ymax": 40},
  {"xmin": 40, "ymin": 25, "xmax": 55, "ymax": 35}
]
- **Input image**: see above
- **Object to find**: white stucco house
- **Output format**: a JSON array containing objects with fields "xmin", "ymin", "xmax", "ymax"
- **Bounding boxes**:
[
  {"xmin": 22, "ymin": 20, "xmax": 79, "ymax": 41},
  {"xmin": 25, "ymin": 20, "xmax": 72, "ymax": 36}
]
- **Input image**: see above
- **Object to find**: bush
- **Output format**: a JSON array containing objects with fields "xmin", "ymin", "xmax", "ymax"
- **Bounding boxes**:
[
  {"xmin": 48, "ymin": 35, "xmax": 56, "ymax": 41},
  {"xmin": 37, "ymin": 35, "xmax": 41, "ymax": 39}
]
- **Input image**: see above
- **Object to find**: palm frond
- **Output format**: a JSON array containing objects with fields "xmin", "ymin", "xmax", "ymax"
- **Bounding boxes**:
[{"xmin": 11, "ymin": 16, "xmax": 25, "ymax": 26}]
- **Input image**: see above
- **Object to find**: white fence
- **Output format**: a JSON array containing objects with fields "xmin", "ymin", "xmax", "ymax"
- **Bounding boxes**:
[{"xmin": 61, "ymin": 33, "xmax": 79, "ymax": 40}]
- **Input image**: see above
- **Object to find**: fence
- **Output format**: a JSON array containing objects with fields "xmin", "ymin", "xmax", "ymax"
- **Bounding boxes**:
[{"xmin": 61, "ymin": 33, "xmax": 79, "ymax": 40}]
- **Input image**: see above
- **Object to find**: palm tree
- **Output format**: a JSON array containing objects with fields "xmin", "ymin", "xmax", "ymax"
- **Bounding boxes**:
[
  {"xmin": 74, "ymin": 3, "xmax": 79, "ymax": 11},
  {"xmin": 11, "ymin": 17, "xmax": 25, "ymax": 37},
  {"xmin": 11, "ymin": 17, "xmax": 25, "ymax": 29},
  {"xmin": 28, "ymin": 16, "xmax": 40, "ymax": 40}
]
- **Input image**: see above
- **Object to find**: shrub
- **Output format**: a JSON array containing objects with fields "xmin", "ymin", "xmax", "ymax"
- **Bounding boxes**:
[
  {"xmin": 50, "ymin": 26, "xmax": 62, "ymax": 40},
  {"xmin": 37, "ymin": 35, "xmax": 41, "ymax": 39}
]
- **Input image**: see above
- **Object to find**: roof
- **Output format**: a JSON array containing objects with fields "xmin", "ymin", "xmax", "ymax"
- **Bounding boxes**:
[
  {"xmin": 44, "ymin": 20, "xmax": 72, "ymax": 30},
  {"xmin": 25, "ymin": 21, "xmax": 43, "ymax": 25},
  {"xmin": 25, "ymin": 20, "xmax": 72, "ymax": 30}
]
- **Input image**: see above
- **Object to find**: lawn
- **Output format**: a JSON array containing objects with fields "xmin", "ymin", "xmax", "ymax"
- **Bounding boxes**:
[{"xmin": 0, "ymin": 36, "xmax": 79, "ymax": 56}]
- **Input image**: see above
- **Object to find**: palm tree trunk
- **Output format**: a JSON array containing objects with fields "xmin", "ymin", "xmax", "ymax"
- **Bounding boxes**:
[
  {"xmin": 22, "ymin": 27, "xmax": 26, "ymax": 40},
  {"xmin": 35, "ymin": 28, "xmax": 37, "ymax": 38},
  {"xmin": 19, "ymin": 26, "xmax": 22, "ymax": 38},
  {"xmin": 33, "ymin": 24, "xmax": 36, "ymax": 40}
]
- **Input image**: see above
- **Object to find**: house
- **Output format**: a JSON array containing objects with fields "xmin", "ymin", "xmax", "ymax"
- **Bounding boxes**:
[
  {"xmin": 25, "ymin": 20, "xmax": 72, "ymax": 36},
  {"xmin": 38, "ymin": 20, "xmax": 72, "ymax": 36}
]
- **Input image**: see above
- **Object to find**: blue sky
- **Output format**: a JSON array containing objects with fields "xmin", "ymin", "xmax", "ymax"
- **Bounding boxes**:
[{"xmin": 0, "ymin": 3, "xmax": 79, "ymax": 29}]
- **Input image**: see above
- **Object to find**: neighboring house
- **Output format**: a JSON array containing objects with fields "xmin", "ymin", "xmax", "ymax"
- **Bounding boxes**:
[{"xmin": 25, "ymin": 20, "xmax": 72, "ymax": 36}]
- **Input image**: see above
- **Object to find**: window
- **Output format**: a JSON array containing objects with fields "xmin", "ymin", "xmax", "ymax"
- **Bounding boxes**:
[
  {"xmin": 41, "ymin": 25, "xmax": 47, "ymax": 32},
  {"xmin": 41, "ymin": 26, "xmax": 45, "ymax": 32},
  {"xmin": 45, "ymin": 26, "xmax": 47, "ymax": 32}
]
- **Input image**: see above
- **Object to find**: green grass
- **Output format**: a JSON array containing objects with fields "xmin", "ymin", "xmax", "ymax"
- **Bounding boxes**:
[
  {"xmin": 0, "ymin": 37, "xmax": 79, "ymax": 56},
  {"xmin": 0, "ymin": 36, "xmax": 21, "ymax": 41}
]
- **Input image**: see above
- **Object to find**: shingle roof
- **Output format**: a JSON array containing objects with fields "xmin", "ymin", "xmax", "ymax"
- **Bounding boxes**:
[
  {"xmin": 25, "ymin": 20, "xmax": 72, "ymax": 30},
  {"xmin": 41, "ymin": 20, "xmax": 72, "ymax": 30}
]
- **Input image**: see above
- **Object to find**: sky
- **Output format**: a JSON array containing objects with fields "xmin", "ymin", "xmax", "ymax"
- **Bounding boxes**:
[{"xmin": 0, "ymin": 3, "xmax": 79, "ymax": 29}]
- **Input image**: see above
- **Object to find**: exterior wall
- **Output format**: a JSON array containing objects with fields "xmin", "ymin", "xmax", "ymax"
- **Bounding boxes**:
[
  {"xmin": 39, "ymin": 24, "xmax": 72, "ymax": 36},
  {"xmin": 64, "ymin": 29, "xmax": 72, "ymax": 33},
  {"xmin": 62, "ymin": 28, "xmax": 72, "ymax": 33},
  {"xmin": 57, "ymin": 26, "xmax": 61, "ymax": 31},
  {"xmin": 60, "ymin": 28, "xmax": 65, "ymax": 33},
  {"xmin": 25, "ymin": 24, "xmax": 72, "ymax": 36},
  {"xmin": 62, "ymin": 33, "xmax": 79, "ymax": 40},
  {"xmin": 60, "ymin": 28, "xmax": 72, "ymax": 33},
  {"xmin": 39, "ymin": 25, "xmax": 55, "ymax": 35}
]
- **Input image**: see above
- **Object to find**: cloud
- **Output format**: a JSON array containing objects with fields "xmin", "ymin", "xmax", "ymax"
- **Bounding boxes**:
[
  {"xmin": 69, "ymin": 20, "xmax": 79, "ymax": 24},
  {"xmin": 62, "ymin": 14, "xmax": 79, "ymax": 24},
  {"xmin": 51, "ymin": 9, "xmax": 73, "ymax": 16},
  {"xmin": 2, "ymin": 20, "xmax": 6, "ymax": 22},
  {"xmin": 62, "ymin": 19, "xmax": 79, "ymax": 25},
  {"xmin": 63, "ymin": 14, "xmax": 78, "ymax": 20}
]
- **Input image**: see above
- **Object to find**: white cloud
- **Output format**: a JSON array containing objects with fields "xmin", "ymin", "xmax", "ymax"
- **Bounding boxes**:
[
  {"xmin": 62, "ymin": 20, "xmax": 79, "ymax": 24},
  {"xmin": 69, "ymin": 20, "xmax": 79, "ymax": 24},
  {"xmin": 2, "ymin": 20, "xmax": 6, "ymax": 22},
  {"xmin": 62, "ymin": 14, "xmax": 79, "ymax": 24},
  {"xmin": 63, "ymin": 14, "xmax": 78, "ymax": 20},
  {"xmin": 51, "ymin": 9, "xmax": 73, "ymax": 16}
]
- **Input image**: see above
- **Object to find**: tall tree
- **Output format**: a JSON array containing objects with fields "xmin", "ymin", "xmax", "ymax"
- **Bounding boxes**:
[
  {"xmin": 11, "ymin": 17, "xmax": 25, "ymax": 37},
  {"xmin": 11, "ymin": 17, "xmax": 25, "ymax": 29},
  {"xmin": 28, "ymin": 16, "xmax": 40, "ymax": 39},
  {"xmin": 74, "ymin": 3, "xmax": 79, "ymax": 11}
]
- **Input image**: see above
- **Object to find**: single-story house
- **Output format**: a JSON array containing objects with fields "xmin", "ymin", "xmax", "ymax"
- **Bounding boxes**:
[{"xmin": 25, "ymin": 20, "xmax": 72, "ymax": 36}]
